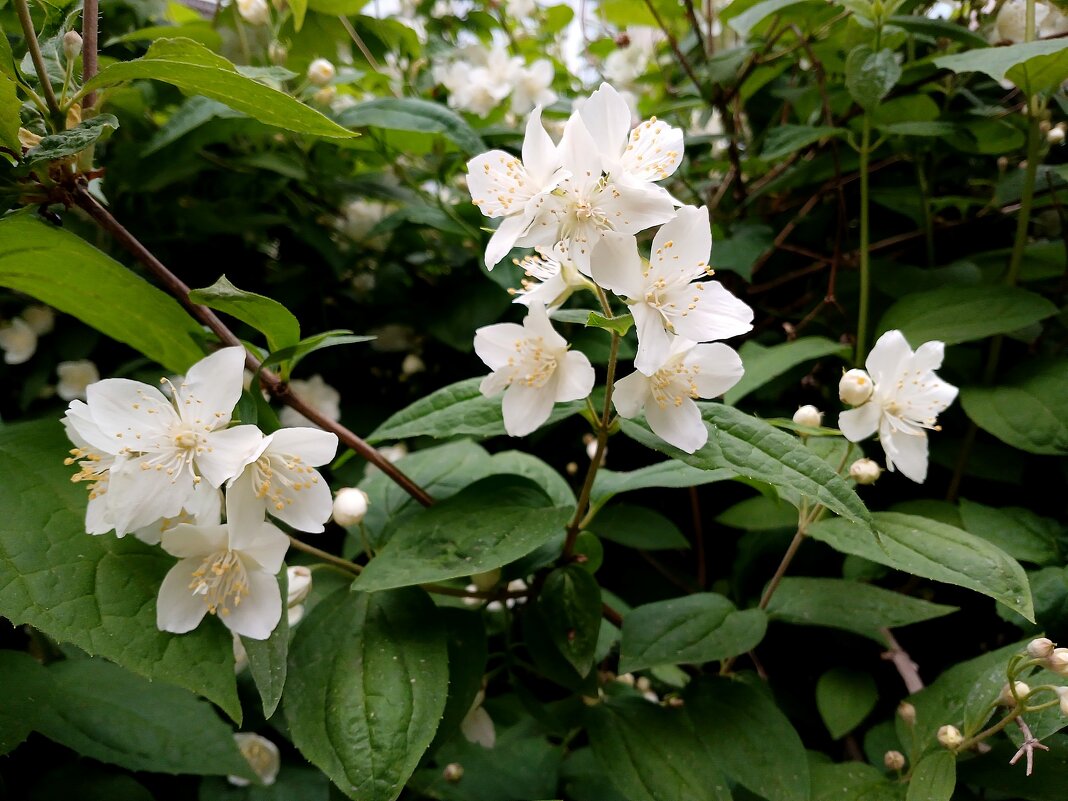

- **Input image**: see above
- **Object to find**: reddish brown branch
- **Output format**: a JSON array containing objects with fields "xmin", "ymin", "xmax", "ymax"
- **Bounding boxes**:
[{"xmin": 82, "ymin": 0, "xmax": 99, "ymax": 109}]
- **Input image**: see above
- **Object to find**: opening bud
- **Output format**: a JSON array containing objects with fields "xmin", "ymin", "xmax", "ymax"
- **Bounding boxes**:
[
  {"xmin": 308, "ymin": 58, "xmax": 337, "ymax": 86},
  {"xmin": 228, "ymin": 733, "xmax": 280, "ymax": 787},
  {"xmin": 839, "ymin": 369, "xmax": 873, "ymax": 406},
  {"xmin": 313, "ymin": 86, "xmax": 337, "ymax": 105},
  {"xmin": 268, "ymin": 41, "xmax": 288, "ymax": 66},
  {"xmin": 287, "ymin": 565, "xmax": 313, "ymax": 607},
  {"xmin": 1028, "ymin": 637, "xmax": 1055, "ymax": 659},
  {"xmin": 332, "ymin": 487, "xmax": 369, "ymax": 527},
  {"xmin": 1048, "ymin": 647, "xmax": 1068, "ymax": 676},
  {"xmin": 236, "ymin": 0, "xmax": 271, "ymax": 25},
  {"xmin": 997, "ymin": 681, "xmax": 1030, "ymax": 707},
  {"xmin": 937, "ymin": 724, "xmax": 963, "ymax": 750},
  {"xmin": 849, "ymin": 458, "xmax": 882, "ymax": 485},
  {"xmin": 897, "ymin": 701, "xmax": 916, "ymax": 726},
  {"xmin": 792, "ymin": 405, "xmax": 823, "ymax": 429},
  {"xmin": 1056, "ymin": 687, "xmax": 1068, "ymax": 716},
  {"xmin": 442, "ymin": 763, "xmax": 464, "ymax": 783},
  {"xmin": 1050, "ymin": 126, "xmax": 1066, "ymax": 146},
  {"xmin": 63, "ymin": 30, "xmax": 83, "ymax": 61},
  {"xmin": 883, "ymin": 750, "xmax": 906, "ymax": 771}
]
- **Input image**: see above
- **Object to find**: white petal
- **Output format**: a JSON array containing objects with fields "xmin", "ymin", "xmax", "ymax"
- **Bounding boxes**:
[
  {"xmin": 838, "ymin": 402, "xmax": 881, "ymax": 443},
  {"xmin": 475, "ymin": 322, "xmax": 527, "ymax": 370},
  {"xmin": 156, "ymin": 557, "xmax": 211, "ymax": 634},
  {"xmin": 668, "ymin": 282, "xmax": 754, "ymax": 343},
  {"xmin": 268, "ymin": 427, "xmax": 339, "ymax": 467},
  {"xmin": 485, "ymin": 213, "xmax": 530, "ymax": 269},
  {"xmin": 161, "ymin": 522, "xmax": 229, "ymax": 558},
  {"xmin": 63, "ymin": 400, "xmax": 117, "ymax": 454},
  {"xmin": 107, "ymin": 456, "xmax": 193, "ymax": 536},
  {"xmin": 632, "ymin": 304, "xmax": 674, "ymax": 376},
  {"xmin": 619, "ymin": 118, "xmax": 685, "ymax": 184},
  {"xmin": 467, "ymin": 150, "xmax": 533, "ymax": 219},
  {"xmin": 558, "ymin": 113, "xmax": 601, "ymax": 175},
  {"xmin": 480, "ymin": 370, "xmax": 510, "ymax": 397},
  {"xmin": 687, "ymin": 343, "xmax": 745, "ymax": 398},
  {"xmin": 522, "ymin": 303, "xmax": 568, "ymax": 351},
  {"xmin": 501, "ymin": 383, "xmax": 555, "ymax": 436},
  {"xmin": 597, "ymin": 180, "xmax": 677, "ymax": 234},
  {"xmin": 881, "ymin": 427, "xmax": 929, "ymax": 483},
  {"xmin": 271, "ymin": 470, "xmax": 332, "ymax": 533},
  {"xmin": 911, "ymin": 340, "xmax": 945, "ymax": 373},
  {"xmin": 612, "ymin": 370, "xmax": 650, "ymax": 418},
  {"xmin": 86, "ymin": 378, "xmax": 174, "ymax": 445},
  {"xmin": 461, "ymin": 706, "xmax": 497, "ymax": 748},
  {"xmin": 196, "ymin": 425, "xmax": 264, "ymax": 487},
  {"xmin": 866, "ymin": 330, "xmax": 913, "ymax": 385},
  {"xmin": 521, "ymin": 106, "xmax": 559, "ymax": 181},
  {"xmin": 554, "ymin": 350, "xmax": 595, "ymax": 402},
  {"xmin": 226, "ymin": 467, "xmax": 268, "ymax": 530},
  {"xmin": 578, "ymin": 83, "xmax": 631, "ymax": 166},
  {"xmin": 178, "ymin": 347, "xmax": 247, "ymax": 430},
  {"xmin": 85, "ymin": 493, "xmax": 113, "ymax": 535},
  {"xmin": 650, "ymin": 205, "xmax": 711, "ymax": 282},
  {"xmin": 221, "ymin": 569, "xmax": 282, "ymax": 641},
  {"xmin": 234, "ymin": 522, "xmax": 290, "ymax": 573},
  {"xmin": 646, "ymin": 397, "xmax": 708, "ymax": 453},
  {"xmin": 591, "ymin": 232, "xmax": 643, "ymax": 298}
]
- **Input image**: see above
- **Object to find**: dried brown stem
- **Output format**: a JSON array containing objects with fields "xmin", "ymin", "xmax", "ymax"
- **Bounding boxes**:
[
  {"xmin": 880, "ymin": 628, "xmax": 924, "ymax": 694},
  {"xmin": 82, "ymin": 0, "xmax": 99, "ymax": 109}
]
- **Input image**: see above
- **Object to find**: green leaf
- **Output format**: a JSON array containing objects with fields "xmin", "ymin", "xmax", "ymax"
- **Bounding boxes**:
[
  {"xmin": 817, "ymin": 668, "xmax": 878, "ymax": 739},
  {"xmin": 590, "ymin": 504, "xmax": 690, "ymax": 550},
  {"xmin": 32, "ymin": 658, "xmax": 251, "ymax": 777},
  {"xmin": 807, "ymin": 512, "xmax": 1034, "ymax": 622},
  {"xmin": 725, "ymin": 337, "xmax": 850, "ymax": 405},
  {"xmin": 353, "ymin": 476, "xmax": 572, "ymax": 592},
  {"xmin": 716, "ymin": 495, "xmax": 798, "ymax": 530},
  {"xmin": 686, "ymin": 677, "xmax": 810, "ymax": 801},
  {"xmin": 0, "ymin": 73, "xmax": 23, "ymax": 153},
  {"xmin": 619, "ymin": 594, "xmax": 767, "ymax": 673},
  {"xmin": 876, "ymin": 286, "xmax": 1057, "ymax": 346},
  {"xmin": 726, "ymin": 0, "xmax": 814, "ymax": 34},
  {"xmin": 190, "ymin": 275, "xmax": 300, "ymax": 352},
  {"xmin": 846, "ymin": 46, "xmax": 901, "ymax": 110},
  {"xmin": 587, "ymin": 311, "xmax": 634, "ymax": 336},
  {"xmin": 538, "ymin": 565, "xmax": 602, "ymax": 676},
  {"xmin": 621, "ymin": 403, "xmax": 872, "ymax": 527},
  {"xmin": 82, "ymin": 38, "xmax": 355, "ymax": 139},
  {"xmin": 291, "ymin": 0, "xmax": 308, "ymax": 29},
  {"xmin": 433, "ymin": 609, "xmax": 487, "ymax": 745},
  {"xmin": 905, "ymin": 751, "xmax": 956, "ymax": 801},
  {"xmin": 761, "ymin": 124, "xmax": 845, "ymax": 160},
  {"xmin": 960, "ymin": 360, "xmax": 1068, "ymax": 455},
  {"xmin": 0, "ymin": 213, "xmax": 205, "ymax": 373},
  {"xmin": 956, "ymin": 734, "xmax": 1068, "ymax": 801},
  {"xmin": 591, "ymin": 461, "xmax": 734, "ymax": 507},
  {"xmin": 0, "ymin": 651, "xmax": 51, "ymax": 755},
  {"xmin": 241, "ymin": 569, "xmax": 289, "ymax": 719},
  {"xmin": 958, "ymin": 500, "xmax": 1061, "ymax": 566},
  {"xmin": 934, "ymin": 39, "xmax": 1068, "ymax": 95},
  {"xmin": 337, "ymin": 97, "xmax": 485, "ymax": 154},
  {"xmin": 809, "ymin": 762, "xmax": 899, "ymax": 801},
  {"xmin": 286, "ymin": 588, "xmax": 448, "ymax": 801},
  {"xmin": 22, "ymin": 115, "xmax": 119, "ymax": 166},
  {"xmin": 367, "ymin": 377, "xmax": 584, "ymax": 443},
  {"xmin": 766, "ymin": 577, "xmax": 958, "ymax": 642},
  {"xmin": 487, "ymin": 450, "xmax": 576, "ymax": 507},
  {"xmin": 142, "ymin": 96, "xmax": 244, "ymax": 155},
  {"xmin": 709, "ymin": 222, "xmax": 774, "ymax": 281},
  {"xmin": 258, "ymin": 330, "xmax": 374, "ymax": 375},
  {"xmin": 0, "ymin": 419, "xmax": 240, "ymax": 720},
  {"xmin": 586, "ymin": 698, "xmax": 732, "ymax": 801},
  {"xmin": 411, "ymin": 733, "xmax": 564, "ymax": 801}
]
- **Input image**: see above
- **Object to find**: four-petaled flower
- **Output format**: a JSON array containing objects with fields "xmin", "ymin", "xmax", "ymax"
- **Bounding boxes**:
[
  {"xmin": 474, "ymin": 304, "xmax": 595, "ymax": 437},
  {"xmin": 838, "ymin": 330, "xmax": 958, "ymax": 483}
]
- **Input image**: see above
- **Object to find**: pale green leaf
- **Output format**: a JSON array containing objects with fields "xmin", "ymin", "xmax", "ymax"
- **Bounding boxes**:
[
  {"xmin": 905, "ymin": 751, "xmax": 956, "ymax": 801},
  {"xmin": 0, "ymin": 73, "xmax": 23, "ymax": 153},
  {"xmin": 587, "ymin": 311, "xmax": 634, "ymax": 336},
  {"xmin": 761, "ymin": 124, "xmax": 846, "ymax": 160},
  {"xmin": 591, "ymin": 461, "xmax": 734, "ymax": 507},
  {"xmin": 960, "ymin": 360, "xmax": 1068, "ymax": 455},
  {"xmin": 727, "ymin": 0, "xmax": 815, "ymax": 34},
  {"xmin": 846, "ymin": 46, "xmax": 901, "ymax": 109},
  {"xmin": 934, "ymin": 39, "xmax": 1068, "ymax": 95}
]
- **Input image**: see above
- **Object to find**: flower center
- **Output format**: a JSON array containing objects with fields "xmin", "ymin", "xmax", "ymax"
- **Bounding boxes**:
[
  {"xmin": 506, "ymin": 336, "xmax": 558, "ymax": 389},
  {"xmin": 650, "ymin": 361, "xmax": 700, "ymax": 409},
  {"xmin": 65, "ymin": 448, "xmax": 109, "ymax": 500},
  {"xmin": 190, "ymin": 550, "xmax": 249, "ymax": 617},
  {"xmin": 252, "ymin": 453, "xmax": 318, "ymax": 512}
]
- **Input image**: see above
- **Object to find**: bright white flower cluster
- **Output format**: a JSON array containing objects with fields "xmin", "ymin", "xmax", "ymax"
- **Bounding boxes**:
[
  {"xmin": 61, "ymin": 347, "xmax": 339, "ymax": 640},
  {"xmin": 467, "ymin": 84, "xmax": 753, "ymax": 453},
  {"xmin": 837, "ymin": 330, "xmax": 958, "ymax": 484},
  {"xmin": 433, "ymin": 42, "xmax": 556, "ymax": 118}
]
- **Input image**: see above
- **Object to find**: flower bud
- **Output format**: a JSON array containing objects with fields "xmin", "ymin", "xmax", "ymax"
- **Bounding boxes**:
[
  {"xmin": 22, "ymin": 305, "xmax": 54, "ymax": 336},
  {"xmin": 849, "ymin": 458, "xmax": 882, "ymax": 485},
  {"xmin": 63, "ymin": 30, "xmax": 83, "ymax": 61},
  {"xmin": 883, "ymin": 750, "xmax": 905, "ymax": 771},
  {"xmin": 1050, "ymin": 127, "xmax": 1066, "ymax": 145},
  {"xmin": 937, "ymin": 724, "xmax": 963, "ymax": 750},
  {"xmin": 313, "ymin": 86, "xmax": 337, "ymax": 105},
  {"xmin": 1028, "ymin": 637, "xmax": 1056, "ymax": 659},
  {"xmin": 236, "ymin": 0, "xmax": 271, "ymax": 25},
  {"xmin": 307, "ymin": 58, "xmax": 336, "ymax": 86},
  {"xmin": 401, "ymin": 353, "xmax": 425, "ymax": 376},
  {"xmin": 332, "ymin": 487, "xmax": 369, "ymax": 527},
  {"xmin": 228, "ymin": 733, "xmax": 280, "ymax": 787},
  {"xmin": 442, "ymin": 763, "xmax": 464, "ymax": 782},
  {"xmin": 268, "ymin": 41, "xmax": 288, "ymax": 66},
  {"xmin": 997, "ymin": 681, "xmax": 1030, "ymax": 706},
  {"xmin": 792, "ymin": 405, "xmax": 823, "ymax": 428},
  {"xmin": 287, "ymin": 565, "xmax": 312, "ymax": 607},
  {"xmin": 1048, "ymin": 647, "xmax": 1068, "ymax": 676},
  {"xmin": 839, "ymin": 369, "xmax": 874, "ymax": 406},
  {"xmin": 898, "ymin": 701, "xmax": 916, "ymax": 726},
  {"xmin": 1056, "ymin": 687, "xmax": 1068, "ymax": 716}
]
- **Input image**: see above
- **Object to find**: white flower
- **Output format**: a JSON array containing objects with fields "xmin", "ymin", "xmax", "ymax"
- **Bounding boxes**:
[
  {"xmin": 792, "ymin": 405, "xmax": 822, "ymax": 428},
  {"xmin": 279, "ymin": 374, "xmax": 341, "ymax": 428},
  {"xmin": 236, "ymin": 0, "xmax": 270, "ymax": 25},
  {"xmin": 510, "ymin": 243, "xmax": 593, "ymax": 310},
  {"xmin": 613, "ymin": 338, "xmax": 744, "ymax": 453},
  {"xmin": 0, "ymin": 318, "xmax": 37, "ymax": 364},
  {"xmin": 435, "ymin": 44, "xmax": 520, "ymax": 117},
  {"xmin": 602, "ymin": 27, "xmax": 662, "ymax": 86},
  {"xmin": 926, "ymin": 0, "xmax": 956, "ymax": 19},
  {"xmin": 56, "ymin": 359, "xmax": 100, "ymax": 401},
  {"xmin": 62, "ymin": 400, "xmax": 117, "ymax": 535},
  {"xmin": 287, "ymin": 565, "xmax": 312, "ymax": 605},
  {"xmin": 132, "ymin": 482, "xmax": 222, "ymax": 546},
  {"xmin": 992, "ymin": 0, "xmax": 1068, "ymax": 42},
  {"xmin": 228, "ymin": 733, "xmax": 281, "ymax": 787},
  {"xmin": 22, "ymin": 305, "xmax": 54, "ymax": 335},
  {"xmin": 837, "ymin": 330, "xmax": 958, "ymax": 484},
  {"xmin": 474, "ymin": 304, "xmax": 594, "ymax": 437},
  {"xmin": 511, "ymin": 59, "xmax": 556, "ymax": 116},
  {"xmin": 591, "ymin": 205, "xmax": 753, "ymax": 374},
  {"xmin": 839, "ymin": 368, "xmax": 874, "ymax": 406},
  {"xmin": 460, "ymin": 690, "xmax": 496, "ymax": 748},
  {"xmin": 79, "ymin": 346, "xmax": 263, "ymax": 535},
  {"xmin": 229, "ymin": 427, "xmax": 338, "ymax": 533},
  {"xmin": 339, "ymin": 198, "xmax": 390, "ymax": 239},
  {"xmin": 466, "ymin": 107, "xmax": 563, "ymax": 268},
  {"xmin": 307, "ymin": 58, "xmax": 336, "ymax": 86},
  {"xmin": 157, "ymin": 490, "xmax": 289, "ymax": 640},
  {"xmin": 332, "ymin": 487, "xmax": 370, "ymax": 526}
]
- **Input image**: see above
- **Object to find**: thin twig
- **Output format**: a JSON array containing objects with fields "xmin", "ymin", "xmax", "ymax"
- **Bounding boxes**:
[
  {"xmin": 289, "ymin": 535, "xmax": 361, "ymax": 574},
  {"xmin": 880, "ymin": 628, "xmax": 924, "ymax": 694},
  {"xmin": 1009, "ymin": 717, "xmax": 1049, "ymax": 776},
  {"xmin": 82, "ymin": 0, "xmax": 99, "ymax": 109},
  {"xmin": 71, "ymin": 183, "xmax": 435, "ymax": 508},
  {"xmin": 338, "ymin": 15, "xmax": 382, "ymax": 74},
  {"xmin": 15, "ymin": 0, "xmax": 61, "ymax": 118}
]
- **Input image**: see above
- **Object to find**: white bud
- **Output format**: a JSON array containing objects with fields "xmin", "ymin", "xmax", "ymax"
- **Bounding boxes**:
[
  {"xmin": 1056, "ymin": 687, "xmax": 1068, "ymax": 716},
  {"xmin": 442, "ymin": 763, "xmax": 464, "ymax": 782},
  {"xmin": 401, "ymin": 353, "xmax": 425, "ymax": 376},
  {"xmin": 1050, "ymin": 127, "xmax": 1066, "ymax": 145},
  {"xmin": 839, "ymin": 368, "xmax": 874, "ymax": 406},
  {"xmin": 792, "ymin": 405, "xmax": 823, "ymax": 428},
  {"xmin": 1028, "ymin": 637, "xmax": 1055, "ymax": 659},
  {"xmin": 898, "ymin": 702, "xmax": 916, "ymax": 726},
  {"xmin": 229, "ymin": 733, "xmax": 280, "ymax": 787},
  {"xmin": 615, "ymin": 672, "xmax": 636, "ymax": 687},
  {"xmin": 287, "ymin": 565, "xmax": 312, "ymax": 607},
  {"xmin": 849, "ymin": 458, "xmax": 882, "ymax": 485},
  {"xmin": 63, "ymin": 30, "xmax": 83, "ymax": 61},
  {"xmin": 937, "ymin": 724, "xmax": 963, "ymax": 749},
  {"xmin": 287, "ymin": 604, "xmax": 305, "ymax": 626},
  {"xmin": 884, "ymin": 750, "xmax": 905, "ymax": 771},
  {"xmin": 307, "ymin": 58, "xmax": 336, "ymax": 86},
  {"xmin": 565, "ymin": 461, "xmax": 578, "ymax": 476},
  {"xmin": 1048, "ymin": 647, "xmax": 1068, "ymax": 676},
  {"xmin": 332, "ymin": 487, "xmax": 369, "ymax": 527},
  {"xmin": 313, "ymin": 86, "xmax": 337, "ymax": 105},
  {"xmin": 585, "ymin": 438, "xmax": 599, "ymax": 461},
  {"xmin": 268, "ymin": 41, "xmax": 288, "ymax": 66},
  {"xmin": 997, "ymin": 681, "xmax": 1030, "ymax": 706},
  {"xmin": 236, "ymin": 0, "xmax": 271, "ymax": 25}
]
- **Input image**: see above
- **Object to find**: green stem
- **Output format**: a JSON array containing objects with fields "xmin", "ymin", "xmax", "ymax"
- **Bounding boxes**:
[
  {"xmin": 855, "ymin": 113, "xmax": 872, "ymax": 365},
  {"xmin": 14, "ymin": 0, "xmax": 62, "ymax": 123},
  {"xmin": 1005, "ymin": 104, "xmax": 1042, "ymax": 290}
]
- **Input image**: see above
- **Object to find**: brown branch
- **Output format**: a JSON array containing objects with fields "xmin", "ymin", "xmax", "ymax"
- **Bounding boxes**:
[
  {"xmin": 82, "ymin": 0, "xmax": 99, "ymax": 109},
  {"xmin": 602, "ymin": 602, "xmax": 623, "ymax": 627},
  {"xmin": 880, "ymin": 628, "xmax": 924, "ymax": 694},
  {"xmin": 71, "ymin": 183, "xmax": 435, "ymax": 508},
  {"xmin": 15, "ymin": 0, "xmax": 61, "ymax": 117}
]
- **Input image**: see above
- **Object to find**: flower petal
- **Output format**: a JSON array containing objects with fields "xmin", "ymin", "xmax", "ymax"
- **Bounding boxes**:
[
  {"xmin": 649, "ymin": 205, "xmax": 711, "ymax": 282},
  {"xmin": 880, "ymin": 423, "xmax": 929, "ymax": 483},
  {"xmin": 268, "ymin": 427, "xmax": 339, "ymax": 467},
  {"xmin": 475, "ymin": 322, "xmax": 527, "ymax": 371},
  {"xmin": 521, "ymin": 106, "xmax": 559, "ymax": 181},
  {"xmin": 271, "ymin": 470, "xmax": 332, "ymax": 534},
  {"xmin": 178, "ymin": 346, "xmax": 247, "ymax": 430},
  {"xmin": 107, "ymin": 455, "xmax": 193, "ymax": 536},
  {"xmin": 668, "ymin": 281, "xmax": 754, "ymax": 343},
  {"xmin": 646, "ymin": 396, "xmax": 707, "ymax": 453},
  {"xmin": 688, "ymin": 343, "xmax": 745, "ymax": 398},
  {"xmin": 522, "ymin": 303, "xmax": 568, "ymax": 351},
  {"xmin": 838, "ymin": 402, "xmax": 881, "ymax": 443},
  {"xmin": 156, "ymin": 557, "xmax": 211, "ymax": 634},
  {"xmin": 598, "ymin": 179, "xmax": 677, "ymax": 234},
  {"xmin": 221, "ymin": 569, "xmax": 281, "ymax": 641},
  {"xmin": 485, "ymin": 213, "xmax": 530, "ymax": 269},
  {"xmin": 161, "ymin": 522, "xmax": 229, "ymax": 558},
  {"xmin": 866, "ymin": 330, "xmax": 913, "ymax": 385},
  {"xmin": 591, "ymin": 232, "xmax": 643, "ymax": 298},
  {"xmin": 501, "ymin": 382, "xmax": 555, "ymax": 437},
  {"xmin": 632, "ymin": 304, "xmax": 673, "ymax": 376},
  {"xmin": 577, "ymin": 83, "xmax": 631, "ymax": 167},
  {"xmin": 196, "ymin": 425, "xmax": 264, "ymax": 487},
  {"xmin": 64, "ymin": 400, "xmax": 117, "ymax": 454},
  {"xmin": 235, "ymin": 522, "xmax": 290, "ymax": 573},
  {"xmin": 619, "ymin": 118, "xmax": 685, "ymax": 184},
  {"xmin": 612, "ymin": 370, "xmax": 650, "ymax": 418},
  {"xmin": 86, "ymin": 378, "xmax": 174, "ymax": 445},
  {"xmin": 554, "ymin": 350, "xmax": 595, "ymax": 402}
]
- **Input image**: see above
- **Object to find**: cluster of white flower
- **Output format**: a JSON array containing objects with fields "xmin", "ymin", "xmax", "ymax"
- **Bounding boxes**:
[
  {"xmin": 466, "ymin": 84, "xmax": 753, "ymax": 453},
  {"xmin": 61, "ymin": 347, "xmax": 339, "ymax": 640},
  {"xmin": 433, "ymin": 42, "xmax": 556, "ymax": 118},
  {"xmin": 0, "ymin": 304, "xmax": 53, "ymax": 364}
]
